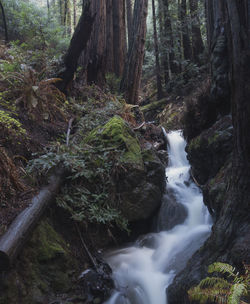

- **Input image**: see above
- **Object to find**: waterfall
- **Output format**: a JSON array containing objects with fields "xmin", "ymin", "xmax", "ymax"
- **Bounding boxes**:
[{"xmin": 104, "ymin": 130, "xmax": 212, "ymax": 304}]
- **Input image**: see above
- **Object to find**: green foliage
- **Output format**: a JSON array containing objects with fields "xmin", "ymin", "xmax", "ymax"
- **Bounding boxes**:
[
  {"xmin": 85, "ymin": 116, "xmax": 143, "ymax": 167},
  {"xmin": 188, "ymin": 263, "xmax": 250, "ymax": 304},
  {"xmin": 2, "ymin": 0, "xmax": 70, "ymax": 59},
  {"xmin": 0, "ymin": 109, "xmax": 26, "ymax": 138},
  {"xmin": 27, "ymin": 141, "xmax": 129, "ymax": 232}
]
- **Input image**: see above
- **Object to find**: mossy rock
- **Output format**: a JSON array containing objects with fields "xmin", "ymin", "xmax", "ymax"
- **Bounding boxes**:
[
  {"xmin": 186, "ymin": 116, "xmax": 233, "ymax": 185},
  {"xmin": 85, "ymin": 115, "xmax": 143, "ymax": 167},
  {"xmin": 0, "ymin": 220, "xmax": 78, "ymax": 304}
]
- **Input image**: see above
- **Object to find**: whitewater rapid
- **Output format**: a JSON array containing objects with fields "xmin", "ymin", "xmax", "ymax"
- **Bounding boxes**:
[{"xmin": 104, "ymin": 130, "xmax": 212, "ymax": 304}]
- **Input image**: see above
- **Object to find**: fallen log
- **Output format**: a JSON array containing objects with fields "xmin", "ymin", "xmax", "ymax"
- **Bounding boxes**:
[{"xmin": 0, "ymin": 169, "xmax": 65, "ymax": 271}]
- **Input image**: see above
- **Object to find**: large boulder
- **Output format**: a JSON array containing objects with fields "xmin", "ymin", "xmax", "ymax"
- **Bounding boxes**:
[
  {"xmin": 85, "ymin": 116, "xmax": 166, "ymax": 222},
  {"xmin": 186, "ymin": 115, "xmax": 233, "ymax": 185}
]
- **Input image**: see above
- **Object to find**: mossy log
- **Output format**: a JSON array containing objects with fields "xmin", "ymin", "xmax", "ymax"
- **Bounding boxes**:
[
  {"xmin": 0, "ymin": 170, "xmax": 65, "ymax": 271},
  {"xmin": 140, "ymin": 98, "xmax": 167, "ymax": 114}
]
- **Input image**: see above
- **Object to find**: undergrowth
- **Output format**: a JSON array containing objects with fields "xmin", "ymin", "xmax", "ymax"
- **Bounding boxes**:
[
  {"xmin": 188, "ymin": 262, "xmax": 250, "ymax": 304},
  {"xmin": 27, "ymin": 131, "xmax": 129, "ymax": 232}
]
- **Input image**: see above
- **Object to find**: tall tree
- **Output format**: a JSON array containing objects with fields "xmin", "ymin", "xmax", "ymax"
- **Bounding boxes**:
[
  {"xmin": 112, "ymin": 0, "xmax": 127, "ymax": 77},
  {"xmin": 73, "ymin": 0, "xmax": 77, "ymax": 29},
  {"xmin": 152, "ymin": 0, "xmax": 163, "ymax": 99},
  {"xmin": 162, "ymin": 0, "xmax": 179, "ymax": 75},
  {"xmin": 126, "ymin": 0, "xmax": 133, "ymax": 49},
  {"xmin": 80, "ymin": 0, "xmax": 107, "ymax": 85},
  {"xmin": 158, "ymin": 0, "xmax": 170, "ymax": 86},
  {"xmin": 120, "ymin": 0, "xmax": 148, "ymax": 104},
  {"xmin": 168, "ymin": 1, "xmax": 250, "ymax": 302},
  {"xmin": 180, "ymin": 0, "xmax": 192, "ymax": 60},
  {"xmin": 0, "ymin": 0, "xmax": 8, "ymax": 43},
  {"xmin": 57, "ymin": 1, "xmax": 95, "ymax": 92},
  {"xmin": 106, "ymin": 0, "xmax": 115, "ymax": 73},
  {"xmin": 189, "ymin": 0, "xmax": 204, "ymax": 63}
]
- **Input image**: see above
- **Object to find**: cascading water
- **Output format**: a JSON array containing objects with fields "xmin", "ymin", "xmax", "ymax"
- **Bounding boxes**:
[{"xmin": 104, "ymin": 130, "xmax": 212, "ymax": 304}]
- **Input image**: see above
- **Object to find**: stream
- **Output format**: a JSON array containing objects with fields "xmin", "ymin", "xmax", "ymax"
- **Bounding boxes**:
[{"xmin": 104, "ymin": 130, "xmax": 212, "ymax": 304}]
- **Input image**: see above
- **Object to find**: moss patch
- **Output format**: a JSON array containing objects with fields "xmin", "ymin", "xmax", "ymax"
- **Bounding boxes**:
[
  {"xmin": 0, "ymin": 220, "xmax": 78, "ymax": 304},
  {"xmin": 188, "ymin": 135, "xmax": 202, "ymax": 150},
  {"xmin": 35, "ymin": 220, "xmax": 66, "ymax": 262},
  {"xmin": 86, "ymin": 116, "xmax": 143, "ymax": 167}
]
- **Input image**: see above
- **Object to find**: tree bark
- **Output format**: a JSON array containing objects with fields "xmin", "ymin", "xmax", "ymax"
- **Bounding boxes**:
[
  {"xmin": 73, "ymin": 0, "xmax": 77, "ymax": 29},
  {"xmin": 106, "ymin": 0, "xmax": 115, "ymax": 73},
  {"xmin": 189, "ymin": 0, "xmax": 204, "ymax": 63},
  {"xmin": 180, "ymin": 0, "xmax": 192, "ymax": 61},
  {"xmin": 162, "ymin": 0, "xmax": 179, "ymax": 75},
  {"xmin": 120, "ymin": 0, "xmax": 148, "ymax": 104},
  {"xmin": 57, "ymin": 1, "xmax": 95, "ymax": 92},
  {"xmin": 112, "ymin": 0, "xmax": 127, "ymax": 77},
  {"xmin": 158, "ymin": 0, "xmax": 170, "ymax": 86},
  {"xmin": 0, "ymin": 0, "xmax": 8, "ymax": 43},
  {"xmin": 152, "ymin": 0, "xmax": 163, "ymax": 99},
  {"xmin": 126, "ymin": 0, "xmax": 133, "ymax": 49},
  {"xmin": 80, "ymin": 0, "xmax": 107, "ymax": 86},
  {"xmin": 167, "ymin": 1, "xmax": 250, "ymax": 303},
  {"xmin": 0, "ymin": 169, "xmax": 65, "ymax": 271}
]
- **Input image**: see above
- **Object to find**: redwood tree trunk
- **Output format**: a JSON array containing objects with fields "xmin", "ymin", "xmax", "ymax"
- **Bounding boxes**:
[
  {"xmin": 73, "ymin": 0, "xmax": 76, "ymax": 29},
  {"xmin": 167, "ymin": 1, "xmax": 250, "ymax": 303},
  {"xmin": 82, "ymin": 0, "xmax": 107, "ymax": 86},
  {"xmin": 120, "ymin": 0, "xmax": 148, "ymax": 104},
  {"xmin": 106, "ymin": 0, "xmax": 115, "ymax": 73},
  {"xmin": 158, "ymin": 0, "xmax": 170, "ymax": 86},
  {"xmin": 112, "ymin": 0, "xmax": 127, "ymax": 77},
  {"xmin": 57, "ymin": 1, "xmax": 95, "ymax": 92},
  {"xmin": 152, "ymin": 0, "xmax": 163, "ymax": 99},
  {"xmin": 180, "ymin": 0, "xmax": 192, "ymax": 61},
  {"xmin": 189, "ymin": 0, "xmax": 204, "ymax": 63},
  {"xmin": 126, "ymin": 0, "xmax": 133, "ymax": 49},
  {"xmin": 162, "ymin": 0, "xmax": 179, "ymax": 75}
]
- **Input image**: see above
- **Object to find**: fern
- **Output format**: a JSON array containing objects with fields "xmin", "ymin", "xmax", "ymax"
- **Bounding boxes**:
[
  {"xmin": 208, "ymin": 262, "xmax": 236, "ymax": 278},
  {"xmin": 199, "ymin": 277, "xmax": 231, "ymax": 289},
  {"xmin": 228, "ymin": 283, "xmax": 247, "ymax": 304},
  {"xmin": 188, "ymin": 285, "xmax": 228, "ymax": 304},
  {"xmin": 28, "ymin": 141, "xmax": 129, "ymax": 231},
  {"xmin": 188, "ymin": 262, "xmax": 250, "ymax": 304}
]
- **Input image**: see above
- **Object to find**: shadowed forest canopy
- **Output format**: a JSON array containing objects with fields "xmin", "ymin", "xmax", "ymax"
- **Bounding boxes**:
[{"xmin": 0, "ymin": 0, "xmax": 249, "ymax": 303}]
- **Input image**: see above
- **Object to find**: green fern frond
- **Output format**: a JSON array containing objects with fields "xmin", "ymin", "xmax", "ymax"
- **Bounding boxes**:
[
  {"xmin": 198, "ymin": 277, "xmax": 231, "ymax": 290},
  {"xmin": 208, "ymin": 262, "xmax": 236, "ymax": 278},
  {"xmin": 188, "ymin": 285, "xmax": 228, "ymax": 304},
  {"xmin": 228, "ymin": 283, "xmax": 247, "ymax": 304}
]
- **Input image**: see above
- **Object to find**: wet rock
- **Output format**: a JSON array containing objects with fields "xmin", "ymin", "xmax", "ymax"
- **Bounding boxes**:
[
  {"xmin": 186, "ymin": 115, "xmax": 233, "ymax": 185},
  {"xmin": 0, "ymin": 220, "xmax": 79, "ymax": 304},
  {"xmin": 155, "ymin": 191, "xmax": 188, "ymax": 231},
  {"xmin": 203, "ymin": 161, "xmax": 232, "ymax": 220},
  {"xmin": 138, "ymin": 123, "xmax": 166, "ymax": 151},
  {"xmin": 85, "ymin": 116, "xmax": 166, "ymax": 222},
  {"xmin": 156, "ymin": 150, "xmax": 168, "ymax": 167},
  {"xmin": 117, "ymin": 160, "xmax": 165, "ymax": 221},
  {"xmin": 79, "ymin": 263, "xmax": 114, "ymax": 304}
]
